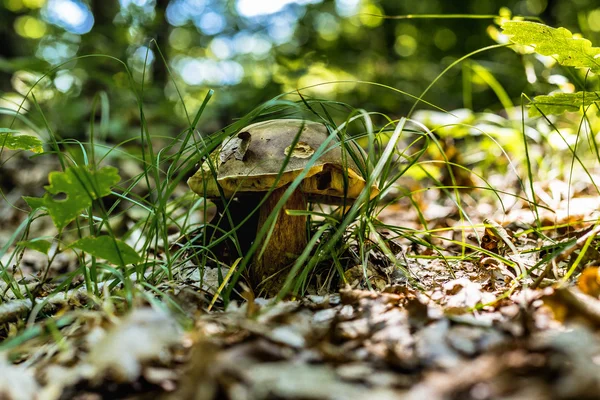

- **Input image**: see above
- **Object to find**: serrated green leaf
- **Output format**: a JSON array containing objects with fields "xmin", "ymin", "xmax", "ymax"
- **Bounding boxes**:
[
  {"xmin": 23, "ymin": 166, "xmax": 120, "ymax": 230},
  {"xmin": 502, "ymin": 21, "xmax": 600, "ymax": 74},
  {"xmin": 69, "ymin": 236, "xmax": 141, "ymax": 265},
  {"xmin": 0, "ymin": 130, "xmax": 43, "ymax": 153},
  {"xmin": 528, "ymin": 91, "xmax": 600, "ymax": 117},
  {"xmin": 18, "ymin": 239, "xmax": 52, "ymax": 254}
]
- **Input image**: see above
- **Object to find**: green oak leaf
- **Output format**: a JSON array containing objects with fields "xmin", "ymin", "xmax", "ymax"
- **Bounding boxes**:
[
  {"xmin": 69, "ymin": 236, "xmax": 142, "ymax": 265},
  {"xmin": 0, "ymin": 129, "xmax": 43, "ymax": 153},
  {"xmin": 529, "ymin": 91, "xmax": 600, "ymax": 117},
  {"xmin": 23, "ymin": 165, "xmax": 120, "ymax": 230},
  {"xmin": 502, "ymin": 21, "xmax": 600, "ymax": 74}
]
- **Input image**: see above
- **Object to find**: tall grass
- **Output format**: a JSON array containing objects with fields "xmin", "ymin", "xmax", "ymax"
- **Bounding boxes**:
[{"xmin": 2, "ymin": 14, "xmax": 600, "ymax": 352}]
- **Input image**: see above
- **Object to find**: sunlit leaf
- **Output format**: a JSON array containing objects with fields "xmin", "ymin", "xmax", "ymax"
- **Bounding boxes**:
[
  {"xmin": 18, "ymin": 239, "xmax": 52, "ymax": 254},
  {"xmin": 529, "ymin": 91, "xmax": 600, "ymax": 117},
  {"xmin": 0, "ymin": 129, "xmax": 43, "ymax": 153},
  {"xmin": 23, "ymin": 166, "xmax": 120, "ymax": 230},
  {"xmin": 502, "ymin": 21, "xmax": 600, "ymax": 74},
  {"xmin": 69, "ymin": 236, "xmax": 141, "ymax": 265}
]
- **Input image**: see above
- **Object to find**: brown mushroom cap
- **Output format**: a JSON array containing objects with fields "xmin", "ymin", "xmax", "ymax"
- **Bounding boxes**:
[{"xmin": 188, "ymin": 119, "xmax": 379, "ymax": 201}]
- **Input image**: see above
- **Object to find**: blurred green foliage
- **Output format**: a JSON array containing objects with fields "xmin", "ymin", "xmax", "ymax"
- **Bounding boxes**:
[{"xmin": 1, "ymin": 0, "xmax": 600, "ymax": 141}]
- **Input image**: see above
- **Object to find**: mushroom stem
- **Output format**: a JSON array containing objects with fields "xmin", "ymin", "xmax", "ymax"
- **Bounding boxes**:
[{"xmin": 252, "ymin": 185, "xmax": 307, "ymax": 292}]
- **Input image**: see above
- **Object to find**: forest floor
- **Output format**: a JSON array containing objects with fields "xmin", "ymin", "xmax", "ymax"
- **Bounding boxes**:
[{"xmin": 2, "ymin": 150, "xmax": 600, "ymax": 400}]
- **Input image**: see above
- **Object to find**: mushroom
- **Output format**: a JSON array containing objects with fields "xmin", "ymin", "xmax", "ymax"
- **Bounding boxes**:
[{"xmin": 188, "ymin": 119, "xmax": 378, "ymax": 292}]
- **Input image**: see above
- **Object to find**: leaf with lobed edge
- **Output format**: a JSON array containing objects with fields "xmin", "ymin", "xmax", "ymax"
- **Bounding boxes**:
[
  {"xmin": 23, "ymin": 165, "xmax": 120, "ymax": 230},
  {"xmin": 0, "ymin": 129, "xmax": 43, "ymax": 154},
  {"xmin": 502, "ymin": 21, "xmax": 600, "ymax": 117},
  {"xmin": 529, "ymin": 91, "xmax": 600, "ymax": 117},
  {"xmin": 502, "ymin": 21, "xmax": 600, "ymax": 74}
]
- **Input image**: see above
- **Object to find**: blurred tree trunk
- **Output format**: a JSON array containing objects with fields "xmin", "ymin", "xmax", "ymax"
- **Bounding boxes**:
[
  {"xmin": 85, "ymin": 0, "xmax": 126, "ymax": 96},
  {"xmin": 153, "ymin": 0, "xmax": 171, "ymax": 86},
  {"xmin": 89, "ymin": 0, "xmax": 121, "ymax": 48},
  {"xmin": 0, "ymin": 9, "xmax": 18, "ymax": 91},
  {"xmin": 0, "ymin": 10, "xmax": 17, "ymax": 58}
]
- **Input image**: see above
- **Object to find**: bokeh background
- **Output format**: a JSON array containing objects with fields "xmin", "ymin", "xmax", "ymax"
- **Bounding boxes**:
[{"xmin": 1, "ymin": 0, "xmax": 599, "ymax": 140}]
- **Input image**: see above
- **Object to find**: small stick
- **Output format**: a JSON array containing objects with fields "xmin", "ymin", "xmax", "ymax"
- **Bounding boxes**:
[{"xmin": 560, "ymin": 224, "xmax": 600, "ymax": 282}]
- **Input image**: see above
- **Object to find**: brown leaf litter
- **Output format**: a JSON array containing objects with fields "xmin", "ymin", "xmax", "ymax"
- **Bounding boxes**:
[{"xmin": 2, "ymin": 277, "xmax": 600, "ymax": 399}]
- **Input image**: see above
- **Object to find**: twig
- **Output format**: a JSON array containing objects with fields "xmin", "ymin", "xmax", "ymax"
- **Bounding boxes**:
[
  {"xmin": 531, "ymin": 259, "xmax": 557, "ymax": 289},
  {"xmin": 532, "ymin": 224, "xmax": 600, "ymax": 288},
  {"xmin": 556, "ymin": 224, "xmax": 600, "ymax": 265},
  {"xmin": 554, "ymin": 287, "xmax": 600, "ymax": 325}
]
